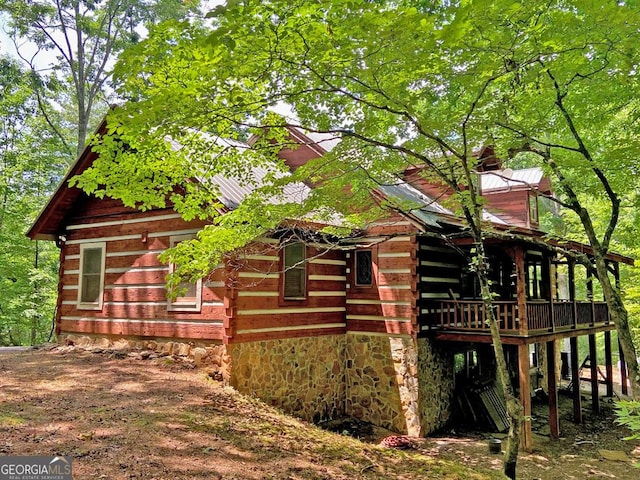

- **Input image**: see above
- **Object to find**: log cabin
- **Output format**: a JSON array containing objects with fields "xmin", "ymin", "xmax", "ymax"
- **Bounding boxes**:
[{"xmin": 27, "ymin": 124, "xmax": 634, "ymax": 450}]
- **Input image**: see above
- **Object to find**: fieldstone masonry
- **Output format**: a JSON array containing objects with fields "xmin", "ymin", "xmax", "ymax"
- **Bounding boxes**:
[
  {"xmin": 344, "ymin": 334, "xmax": 422, "ymax": 435},
  {"xmin": 59, "ymin": 332, "xmax": 454, "ymax": 436},
  {"xmin": 227, "ymin": 335, "xmax": 347, "ymax": 423},
  {"xmin": 417, "ymin": 337, "xmax": 455, "ymax": 433}
]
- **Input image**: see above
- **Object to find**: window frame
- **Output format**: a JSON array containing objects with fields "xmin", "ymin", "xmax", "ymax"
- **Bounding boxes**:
[
  {"xmin": 77, "ymin": 242, "xmax": 106, "ymax": 311},
  {"xmin": 528, "ymin": 192, "xmax": 539, "ymax": 225},
  {"xmin": 167, "ymin": 234, "xmax": 202, "ymax": 312},
  {"xmin": 281, "ymin": 242, "xmax": 307, "ymax": 301},
  {"xmin": 354, "ymin": 249, "xmax": 374, "ymax": 287}
]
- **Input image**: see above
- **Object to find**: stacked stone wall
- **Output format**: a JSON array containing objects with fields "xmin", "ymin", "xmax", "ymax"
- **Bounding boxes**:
[
  {"xmin": 227, "ymin": 335, "xmax": 346, "ymax": 423},
  {"xmin": 59, "ymin": 333, "xmax": 231, "ymax": 377},
  {"xmin": 417, "ymin": 337, "xmax": 454, "ymax": 433},
  {"xmin": 344, "ymin": 333, "xmax": 421, "ymax": 435},
  {"xmin": 60, "ymin": 332, "xmax": 455, "ymax": 435}
]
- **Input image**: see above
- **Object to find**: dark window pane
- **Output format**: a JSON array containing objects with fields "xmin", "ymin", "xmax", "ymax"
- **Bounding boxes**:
[
  {"xmin": 284, "ymin": 243, "xmax": 304, "ymax": 267},
  {"xmin": 170, "ymin": 237, "xmax": 199, "ymax": 303},
  {"xmin": 177, "ymin": 280, "xmax": 198, "ymax": 300},
  {"xmin": 81, "ymin": 274, "xmax": 101, "ymax": 303},
  {"xmin": 355, "ymin": 250, "xmax": 373, "ymax": 286},
  {"xmin": 284, "ymin": 268, "xmax": 305, "ymax": 297},
  {"xmin": 283, "ymin": 243, "xmax": 306, "ymax": 298}
]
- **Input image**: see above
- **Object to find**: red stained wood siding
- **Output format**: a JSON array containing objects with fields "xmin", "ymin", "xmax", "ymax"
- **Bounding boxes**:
[
  {"xmin": 227, "ymin": 244, "xmax": 348, "ymax": 343},
  {"xmin": 345, "ymin": 230, "xmax": 419, "ymax": 337},
  {"xmin": 57, "ymin": 194, "xmax": 423, "ymax": 343},
  {"xmin": 58, "ymin": 197, "xmax": 228, "ymax": 341},
  {"xmin": 59, "ymin": 318, "xmax": 224, "ymax": 340},
  {"xmin": 482, "ymin": 189, "xmax": 531, "ymax": 228}
]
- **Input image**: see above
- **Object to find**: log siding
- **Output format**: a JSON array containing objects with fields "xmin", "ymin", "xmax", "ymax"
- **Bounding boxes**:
[
  {"xmin": 345, "ymin": 217, "xmax": 419, "ymax": 336},
  {"xmin": 57, "ymin": 200, "xmax": 227, "ymax": 341}
]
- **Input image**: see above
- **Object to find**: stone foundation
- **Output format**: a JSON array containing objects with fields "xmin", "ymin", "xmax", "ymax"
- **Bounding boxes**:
[
  {"xmin": 58, "ymin": 333, "xmax": 231, "ymax": 378},
  {"xmin": 227, "ymin": 335, "xmax": 346, "ymax": 423},
  {"xmin": 344, "ymin": 333, "xmax": 420, "ymax": 435},
  {"xmin": 59, "ymin": 332, "xmax": 454, "ymax": 435},
  {"xmin": 417, "ymin": 337, "xmax": 455, "ymax": 433}
]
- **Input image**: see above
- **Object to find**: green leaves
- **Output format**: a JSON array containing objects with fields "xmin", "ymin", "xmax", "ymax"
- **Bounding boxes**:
[
  {"xmin": 68, "ymin": 0, "xmax": 640, "ymax": 315},
  {"xmin": 0, "ymin": 57, "xmax": 64, "ymax": 345}
]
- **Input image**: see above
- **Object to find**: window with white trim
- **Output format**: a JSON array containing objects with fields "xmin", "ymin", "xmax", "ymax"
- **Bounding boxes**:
[
  {"xmin": 167, "ymin": 235, "xmax": 202, "ymax": 312},
  {"xmin": 283, "ymin": 242, "xmax": 306, "ymax": 299},
  {"xmin": 77, "ymin": 242, "xmax": 106, "ymax": 310}
]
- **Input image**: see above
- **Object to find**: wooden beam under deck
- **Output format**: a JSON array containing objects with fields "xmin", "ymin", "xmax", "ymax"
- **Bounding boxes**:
[{"xmin": 427, "ymin": 323, "xmax": 616, "ymax": 345}]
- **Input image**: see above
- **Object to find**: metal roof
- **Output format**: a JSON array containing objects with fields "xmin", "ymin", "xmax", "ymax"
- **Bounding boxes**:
[
  {"xmin": 481, "ymin": 167, "xmax": 545, "ymax": 191},
  {"xmin": 211, "ymin": 165, "xmax": 309, "ymax": 209},
  {"xmin": 377, "ymin": 181, "xmax": 507, "ymax": 227},
  {"xmin": 377, "ymin": 182, "xmax": 452, "ymax": 215},
  {"xmin": 298, "ymin": 130, "xmax": 341, "ymax": 152}
]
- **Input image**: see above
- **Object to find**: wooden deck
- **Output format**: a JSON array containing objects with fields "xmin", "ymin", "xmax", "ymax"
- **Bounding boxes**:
[{"xmin": 422, "ymin": 299, "xmax": 611, "ymax": 337}]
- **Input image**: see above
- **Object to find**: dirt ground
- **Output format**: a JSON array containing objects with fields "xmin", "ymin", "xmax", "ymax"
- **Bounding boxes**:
[{"xmin": 0, "ymin": 346, "xmax": 639, "ymax": 480}]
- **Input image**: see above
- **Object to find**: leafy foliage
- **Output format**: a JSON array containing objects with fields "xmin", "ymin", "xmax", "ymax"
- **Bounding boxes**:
[
  {"xmin": 64, "ymin": 1, "xmax": 640, "ymax": 473},
  {"xmin": 0, "ymin": 0, "xmax": 202, "ymax": 156},
  {"xmin": 615, "ymin": 400, "xmax": 640, "ymax": 467},
  {"xmin": 0, "ymin": 56, "xmax": 64, "ymax": 345}
]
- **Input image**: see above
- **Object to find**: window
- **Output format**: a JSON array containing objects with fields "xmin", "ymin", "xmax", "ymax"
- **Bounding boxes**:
[
  {"xmin": 525, "ymin": 254, "xmax": 544, "ymax": 300},
  {"xmin": 77, "ymin": 242, "xmax": 106, "ymax": 310},
  {"xmin": 529, "ymin": 193, "xmax": 539, "ymax": 225},
  {"xmin": 283, "ymin": 242, "xmax": 306, "ymax": 299},
  {"xmin": 354, "ymin": 250, "xmax": 373, "ymax": 286},
  {"xmin": 167, "ymin": 235, "xmax": 202, "ymax": 312}
]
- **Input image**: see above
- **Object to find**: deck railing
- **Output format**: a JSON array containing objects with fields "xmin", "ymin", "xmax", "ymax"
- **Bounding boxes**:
[{"xmin": 423, "ymin": 299, "xmax": 610, "ymax": 335}]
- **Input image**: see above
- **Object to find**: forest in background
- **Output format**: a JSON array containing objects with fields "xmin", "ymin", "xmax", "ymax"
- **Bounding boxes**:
[{"xmin": 0, "ymin": 0, "xmax": 199, "ymax": 345}]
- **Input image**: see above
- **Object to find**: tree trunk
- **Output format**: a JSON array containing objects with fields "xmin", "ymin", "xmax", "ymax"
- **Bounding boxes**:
[
  {"xmin": 593, "ymin": 255, "xmax": 640, "ymax": 399},
  {"xmin": 475, "ymin": 243, "xmax": 524, "ymax": 480},
  {"xmin": 30, "ymin": 241, "xmax": 40, "ymax": 346}
]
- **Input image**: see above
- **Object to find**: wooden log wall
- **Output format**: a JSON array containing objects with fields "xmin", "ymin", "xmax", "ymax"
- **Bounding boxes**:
[
  {"xmin": 417, "ymin": 237, "xmax": 463, "ymax": 333},
  {"xmin": 57, "ymin": 197, "xmax": 428, "ymax": 344},
  {"xmin": 229, "ymin": 238, "xmax": 347, "ymax": 343},
  {"xmin": 58, "ymin": 196, "xmax": 226, "ymax": 341},
  {"xmin": 482, "ymin": 189, "xmax": 531, "ymax": 228},
  {"xmin": 345, "ymin": 218, "xmax": 419, "ymax": 337}
]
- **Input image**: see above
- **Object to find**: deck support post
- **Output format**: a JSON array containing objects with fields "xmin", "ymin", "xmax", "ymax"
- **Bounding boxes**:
[
  {"xmin": 589, "ymin": 334, "xmax": 600, "ymax": 413},
  {"xmin": 570, "ymin": 336, "xmax": 582, "ymax": 423},
  {"xmin": 604, "ymin": 330, "xmax": 614, "ymax": 397},
  {"xmin": 619, "ymin": 340, "xmax": 628, "ymax": 396},
  {"xmin": 546, "ymin": 339, "xmax": 560, "ymax": 438},
  {"xmin": 518, "ymin": 343, "xmax": 533, "ymax": 452}
]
